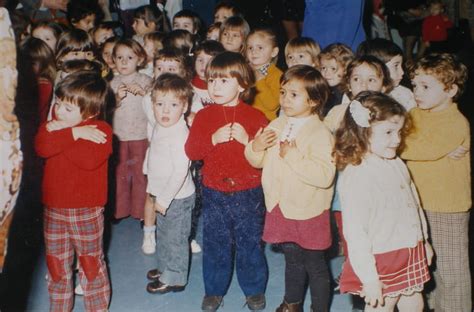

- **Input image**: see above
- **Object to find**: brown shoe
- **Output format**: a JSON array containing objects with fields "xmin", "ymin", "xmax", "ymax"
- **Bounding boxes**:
[
  {"xmin": 275, "ymin": 300, "xmax": 302, "ymax": 312},
  {"xmin": 246, "ymin": 293, "xmax": 266, "ymax": 311},
  {"xmin": 146, "ymin": 268, "xmax": 162, "ymax": 280},
  {"xmin": 201, "ymin": 295, "xmax": 223, "ymax": 311}
]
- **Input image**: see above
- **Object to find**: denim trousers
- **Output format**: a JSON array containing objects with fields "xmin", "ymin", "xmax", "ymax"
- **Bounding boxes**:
[
  {"xmin": 202, "ymin": 186, "xmax": 268, "ymax": 296},
  {"xmin": 156, "ymin": 193, "xmax": 195, "ymax": 286}
]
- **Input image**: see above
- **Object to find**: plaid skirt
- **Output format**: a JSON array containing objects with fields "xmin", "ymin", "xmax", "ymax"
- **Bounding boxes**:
[{"xmin": 340, "ymin": 241, "xmax": 430, "ymax": 297}]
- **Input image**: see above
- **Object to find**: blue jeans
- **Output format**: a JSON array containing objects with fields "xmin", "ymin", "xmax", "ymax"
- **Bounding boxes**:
[
  {"xmin": 156, "ymin": 193, "xmax": 195, "ymax": 286},
  {"xmin": 202, "ymin": 186, "xmax": 268, "ymax": 296}
]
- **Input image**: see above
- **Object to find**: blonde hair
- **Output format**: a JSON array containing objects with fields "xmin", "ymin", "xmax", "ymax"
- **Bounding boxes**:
[
  {"xmin": 246, "ymin": 28, "xmax": 279, "ymax": 63},
  {"xmin": 285, "ymin": 37, "xmax": 321, "ymax": 67},
  {"xmin": 112, "ymin": 38, "xmax": 147, "ymax": 69}
]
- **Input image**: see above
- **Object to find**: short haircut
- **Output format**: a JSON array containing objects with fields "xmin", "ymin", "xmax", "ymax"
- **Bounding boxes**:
[
  {"xmin": 285, "ymin": 37, "xmax": 321, "ymax": 66},
  {"xmin": 409, "ymin": 53, "xmax": 468, "ymax": 101},
  {"xmin": 334, "ymin": 91, "xmax": 408, "ymax": 170},
  {"xmin": 194, "ymin": 40, "xmax": 225, "ymax": 58},
  {"xmin": 144, "ymin": 31, "xmax": 165, "ymax": 52},
  {"xmin": 55, "ymin": 71, "xmax": 110, "ymax": 119},
  {"xmin": 344, "ymin": 55, "xmax": 393, "ymax": 98},
  {"xmin": 154, "ymin": 47, "xmax": 193, "ymax": 81},
  {"xmin": 280, "ymin": 65, "xmax": 330, "ymax": 117},
  {"xmin": 220, "ymin": 16, "xmax": 250, "ymax": 39},
  {"xmin": 151, "ymin": 73, "xmax": 193, "ymax": 111},
  {"xmin": 318, "ymin": 43, "xmax": 354, "ymax": 72},
  {"xmin": 134, "ymin": 5, "xmax": 163, "ymax": 29},
  {"xmin": 356, "ymin": 38, "xmax": 403, "ymax": 64},
  {"xmin": 206, "ymin": 51, "xmax": 255, "ymax": 103},
  {"xmin": 163, "ymin": 29, "xmax": 195, "ymax": 54},
  {"xmin": 173, "ymin": 9, "xmax": 202, "ymax": 34},
  {"xmin": 56, "ymin": 29, "xmax": 94, "ymax": 65},
  {"xmin": 66, "ymin": 0, "xmax": 102, "ymax": 25},
  {"xmin": 112, "ymin": 38, "xmax": 147, "ymax": 69}
]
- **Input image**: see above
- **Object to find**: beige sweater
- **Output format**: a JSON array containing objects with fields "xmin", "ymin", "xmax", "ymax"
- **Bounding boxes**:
[{"xmin": 245, "ymin": 114, "xmax": 335, "ymax": 220}]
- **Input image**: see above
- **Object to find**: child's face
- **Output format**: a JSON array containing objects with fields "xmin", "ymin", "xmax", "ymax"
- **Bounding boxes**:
[
  {"xmin": 349, "ymin": 63, "xmax": 385, "ymax": 97},
  {"xmin": 430, "ymin": 3, "xmax": 443, "ymax": 15},
  {"xmin": 102, "ymin": 42, "xmax": 116, "ymax": 70},
  {"xmin": 173, "ymin": 17, "xmax": 196, "ymax": 34},
  {"xmin": 63, "ymin": 50, "xmax": 95, "ymax": 62},
  {"xmin": 220, "ymin": 29, "xmax": 244, "ymax": 53},
  {"xmin": 320, "ymin": 58, "xmax": 344, "ymax": 87},
  {"xmin": 246, "ymin": 33, "xmax": 278, "ymax": 68},
  {"xmin": 152, "ymin": 91, "xmax": 188, "ymax": 127},
  {"xmin": 207, "ymin": 28, "xmax": 220, "ymax": 41},
  {"xmin": 195, "ymin": 52, "xmax": 213, "ymax": 80},
  {"xmin": 143, "ymin": 39, "xmax": 156, "ymax": 62},
  {"xmin": 207, "ymin": 76, "xmax": 243, "ymax": 106},
  {"xmin": 214, "ymin": 7, "xmax": 233, "ymax": 23},
  {"xmin": 73, "ymin": 14, "xmax": 96, "ymax": 32},
  {"xmin": 114, "ymin": 45, "xmax": 141, "ymax": 76},
  {"xmin": 369, "ymin": 115, "xmax": 405, "ymax": 159},
  {"xmin": 32, "ymin": 26, "xmax": 57, "ymax": 52},
  {"xmin": 385, "ymin": 55, "xmax": 404, "ymax": 87},
  {"xmin": 154, "ymin": 59, "xmax": 182, "ymax": 78},
  {"xmin": 279, "ymin": 79, "xmax": 315, "ymax": 118},
  {"xmin": 54, "ymin": 99, "xmax": 83, "ymax": 127},
  {"xmin": 132, "ymin": 18, "xmax": 155, "ymax": 36},
  {"xmin": 286, "ymin": 50, "xmax": 315, "ymax": 68},
  {"xmin": 411, "ymin": 72, "xmax": 456, "ymax": 112},
  {"xmin": 94, "ymin": 28, "xmax": 114, "ymax": 46}
]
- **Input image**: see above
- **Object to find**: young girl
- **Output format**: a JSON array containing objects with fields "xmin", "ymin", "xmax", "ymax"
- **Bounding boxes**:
[
  {"xmin": 335, "ymin": 91, "xmax": 432, "ymax": 311},
  {"xmin": 284, "ymin": 36, "xmax": 321, "ymax": 68},
  {"xmin": 110, "ymin": 39, "xmax": 152, "ymax": 223},
  {"xmin": 100, "ymin": 36, "xmax": 119, "ymax": 78},
  {"xmin": 219, "ymin": 16, "xmax": 250, "ymax": 53},
  {"xmin": 132, "ymin": 5, "xmax": 164, "ymax": 46},
  {"xmin": 20, "ymin": 37, "xmax": 56, "ymax": 124},
  {"xmin": 245, "ymin": 28, "xmax": 282, "ymax": 121},
  {"xmin": 140, "ymin": 32, "xmax": 165, "ymax": 77},
  {"xmin": 245, "ymin": 65, "xmax": 335, "ymax": 312},
  {"xmin": 207, "ymin": 22, "xmax": 222, "ymax": 41},
  {"xmin": 55, "ymin": 29, "xmax": 95, "ymax": 73},
  {"xmin": 318, "ymin": 43, "xmax": 354, "ymax": 116},
  {"xmin": 31, "ymin": 21, "xmax": 63, "ymax": 53},
  {"xmin": 324, "ymin": 55, "xmax": 393, "ymax": 133},
  {"xmin": 185, "ymin": 52, "xmax": 268, "ymax": 311},
  {"xmin": 163, "ymin": 29, "xmax": 195, "ymax": 55}
]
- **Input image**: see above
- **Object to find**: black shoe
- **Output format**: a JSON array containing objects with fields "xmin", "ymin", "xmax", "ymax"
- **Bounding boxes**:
[
  {"xmin": 146, "ymin": 268, "xmax": 162, "ymax": 280},
  {"xmin": 201, "ymin": 295, "xmax": 223, "ymax": 311},
  {"xmin": 146, "ymin": 280, "xmax": 185, "ymax": 294},
  {"xmin": 246, "ymin": 293, "xmax": 266, "ymax": 311}
]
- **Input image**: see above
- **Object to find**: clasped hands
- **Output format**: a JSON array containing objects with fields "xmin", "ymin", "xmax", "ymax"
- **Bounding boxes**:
[
  {"xmin": 251, "ymin": 127, "xmax": 295, "ymax": 158},
  {"xmin": 212, "ymin": 122, "xmax": 249, "ymax": 145},
  {"xmin": 118, "ymin": 83, "xmax": 146, "ymax": 100}
]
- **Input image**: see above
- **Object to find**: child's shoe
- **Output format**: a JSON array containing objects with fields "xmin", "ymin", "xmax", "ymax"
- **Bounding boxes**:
[
  {"xmin": 142, "ymin": 231, "xmax": 156, "ymax": 254},
  {"xmin": 75, "ymin": 283, "xmax": 84, "ymax": 296},
  {"xmin": 191, "ymin": 239, "xmax": 202, "ymax": 253}
]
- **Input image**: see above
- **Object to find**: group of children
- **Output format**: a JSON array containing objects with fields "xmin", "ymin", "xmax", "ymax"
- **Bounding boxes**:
[{"xmin": 16, "ymin": 0, "xmax": 470, "ymax": 311}]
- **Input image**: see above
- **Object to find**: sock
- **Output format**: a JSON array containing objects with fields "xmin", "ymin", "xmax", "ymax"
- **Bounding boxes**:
[{"xmin": 143, "ymin": 225, "xmax": 156, "ymax": 233}]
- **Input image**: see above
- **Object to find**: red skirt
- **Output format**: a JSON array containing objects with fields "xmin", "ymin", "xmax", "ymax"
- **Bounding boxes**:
[
  {"xmin": 340, "ymin": 241, "xmax": 430, "ymax": 297},
  {"xmin": 262, "ymin": 205, "xmax": 331, "ymax": 250}
]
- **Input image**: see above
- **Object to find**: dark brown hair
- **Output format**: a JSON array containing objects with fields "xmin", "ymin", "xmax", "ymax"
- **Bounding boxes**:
[
  {"xmin": 280, "ymin": 65, "xmax": 330, "ymax": 117},
  {"xmin": 56, "ymin": 29, "xmax": 94, "ymax": 66},
  {"xmin": 333, "ymin": 91, "xmax": 408, "ymax": 170},
  {"xmin": 206, "ymin": 51, "xmax": 255, "ymax": 103},
  {"xmin": 151, "ymin": 73, "xmax": 194, "ymax": 113},
  {"xmin": 154, "ymin": 47, "xmax": 193, "ymax": 81}
]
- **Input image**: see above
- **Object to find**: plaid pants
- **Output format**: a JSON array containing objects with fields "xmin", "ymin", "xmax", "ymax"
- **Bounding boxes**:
[
  {"xmin": 44, "ymin": 207, "xmax": 110, "ymax": 312},
  {"xmin": 425, "ymin": 210, "xmax": 471, "ymax": 312}
]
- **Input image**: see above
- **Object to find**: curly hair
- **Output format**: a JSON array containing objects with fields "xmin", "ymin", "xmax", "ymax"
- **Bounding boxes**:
[
  {"xmin": 409, "ymin": 53, "xmax": 468, "ymax": 101},
  {"xmin": 333, "ymin": 91, "xmax": 408, "ymax": 170}
]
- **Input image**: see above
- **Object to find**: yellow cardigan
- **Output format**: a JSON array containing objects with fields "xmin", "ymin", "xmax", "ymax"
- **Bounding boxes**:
[
  {"xmin": 252, "ymin": 64, "xmax": 283, "ymax": 121},
  {"xmin": 245, "ymin": 115, "xmax": 335, "ymax": 220},
  {"xmin": 401, "ymin": 104, "xmax": 471, "ymax": 213}
]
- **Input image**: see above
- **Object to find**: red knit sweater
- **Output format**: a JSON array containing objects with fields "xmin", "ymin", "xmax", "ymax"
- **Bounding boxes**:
[
  {"xmin": 185, "ymin": 100, "xmax": 268, "ymax": 192},
  {"xmin": 35, "ymin": 120, "xmax": 113, "ymax": 208},
  {"xmin": 422, "ymin": 14, "xmax": 453, "ymax": 42}
]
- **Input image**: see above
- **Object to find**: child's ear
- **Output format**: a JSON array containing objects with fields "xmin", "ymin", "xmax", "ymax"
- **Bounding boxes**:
[
  {"xmin": 447, "ymin": 84, "xmax": 459, "ymax": 99},
  {"xmin": 308, "ymin": 99, "xmax": 318, "ymax": 108},
  {"xmin": 271, "ymin": 47, "xmax": 279, "ymax": 58}
]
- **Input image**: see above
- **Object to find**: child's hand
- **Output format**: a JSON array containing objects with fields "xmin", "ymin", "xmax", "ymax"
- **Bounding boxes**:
[
  {"xmin": 230, "ymin": 123, "xmax": 249, "ymax": 145},
  {"xmin": 72, "ymin": 125, "xmax": 107, "ymax": 144},
  {"xmin": 186, "ymin": 112, "xmax": 196, "ymax": 127},
  {"xmin": 424, "ymin": 241, "xmax": 434, "ymax": 266},
  {"xmin": 46, "ymin": 120, "xmax": 70, "ymax": 132},
  {"xmin": 279, "ymin": 139, "xmax": 296, "ymax": 158},
  {"xmin": 447, "ymin": 145, "xmax": 468, "ymax": 160},
  {"xmin": 127, "ymin": 84, "xmax": 146, "ymax": 96},
  {"xmin": 252, "ymin": 127, "xmax": 277, "ymax": 152},
  {"xmin": 154, "ymin": 202, "xmax": 167, "ymax": 215},
  {"xmin": 211, "ymin": 123, "xmax": 232, "ymax": 145},
  {"xmin": 118, "ymin": 84, "xmax": 128, "ymax": 100},
  {"xmin": 360, "ymin": 280, "xmax": 385, "ymax": 308}
]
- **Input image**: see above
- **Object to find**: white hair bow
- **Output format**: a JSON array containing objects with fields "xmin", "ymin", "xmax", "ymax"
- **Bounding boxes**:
[{"xmin": 349, "ymin": 100, "xmax": 371, "ymax": 127}]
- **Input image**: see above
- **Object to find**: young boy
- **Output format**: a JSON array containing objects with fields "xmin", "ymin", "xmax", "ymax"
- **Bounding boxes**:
[
  {"xmin": 143, "ymin": 73, "xmax": 196, "ymax": 294},
  {"xmin": 401, "ymin": 53, "xmax": 470, "ymax": 312},
  {"xmin": 172, "ymin": 9, "xmax": 201, "ymax": 35},
  {"xmin": 356, "ymin": 38, "xmax": 417, "ymax": 111},
  {"xmin": 67, "ymin": 0, "xmax": 101, "ymax": 32},
  {"xmin": 35, "ymin": 72, "xmax": 112, "ymax": 311}
]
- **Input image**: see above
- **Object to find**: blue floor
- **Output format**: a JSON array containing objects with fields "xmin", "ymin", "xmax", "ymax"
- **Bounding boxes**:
[{"xmin": 27, "ymin": 218, "xmax": 353, "ymax": 311}]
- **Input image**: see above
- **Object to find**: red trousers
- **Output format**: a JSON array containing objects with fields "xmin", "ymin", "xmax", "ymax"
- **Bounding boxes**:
[{"xmin": 44, "ymin": 207, "xmax": 110, "ymax": 312}]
